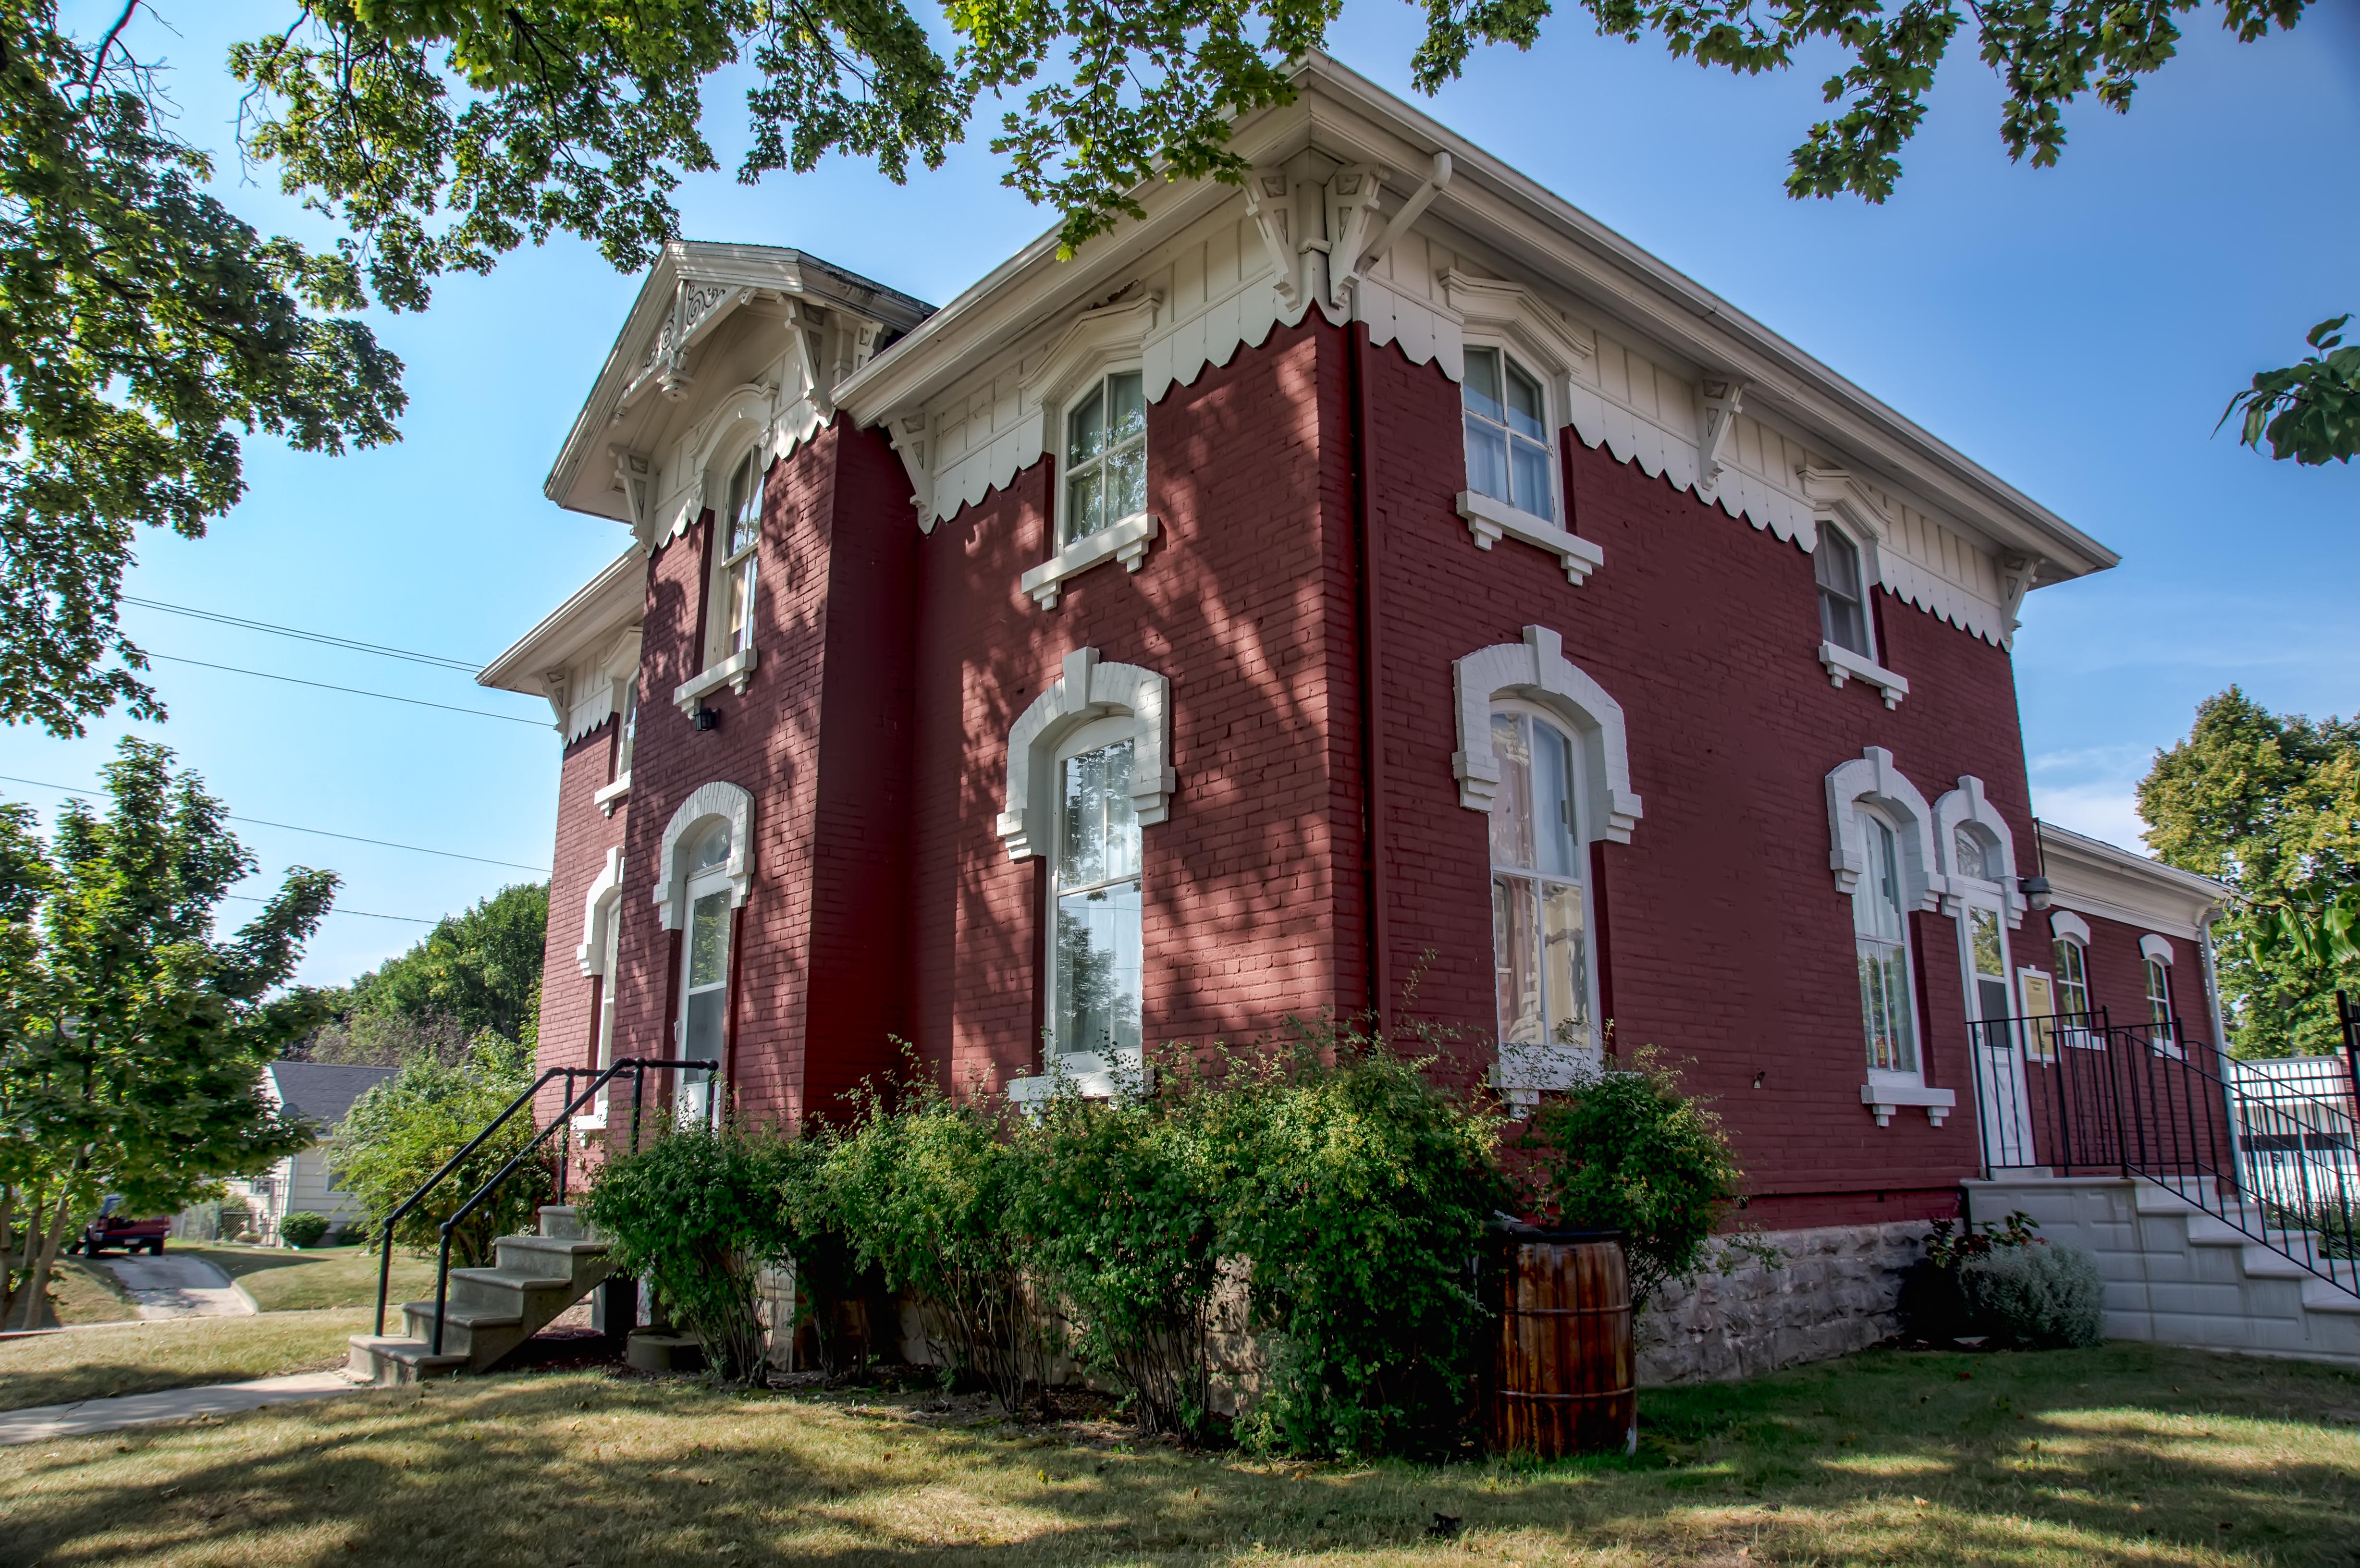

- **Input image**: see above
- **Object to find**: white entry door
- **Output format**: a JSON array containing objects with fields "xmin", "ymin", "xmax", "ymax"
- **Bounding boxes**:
[{"xmin": 1962, "ymin": 901, "xmax": 2034, "ymax": 1167}]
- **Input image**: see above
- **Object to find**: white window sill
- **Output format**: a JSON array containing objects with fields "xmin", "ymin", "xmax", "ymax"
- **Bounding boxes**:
[
  {"xmin": 1860, "ymin": 1081, "xmax": 1955, "ymax": 1127},
  {"xmin": 569, "ymin": 1108, "xmax": 608, "ymax": 1132},
  {"xmin": 1020, "ymin": 513, "xmax": 1159, "ymax": 610},
  {"xmin": 1007, "ymin": 1047, "xmax": 1152, "ymax": 1107},
  {"xmin": 593, "ymin": 772, "xmax": 631, "ymax": 817},
  {"xmin": 1819, "ymin": 641, "xmax": 1909, "ymax": 709},
  {"xmin": 1490, "ymin": 1042, "xmax": 1602, "ymax": 1111},
  {"xmin": 1456, "ymin": 490, "xmax": 1603, "ymax": 585},
  {"xmin": 672, "ymin": 647, "xmax": 758, "ymax": 715}
]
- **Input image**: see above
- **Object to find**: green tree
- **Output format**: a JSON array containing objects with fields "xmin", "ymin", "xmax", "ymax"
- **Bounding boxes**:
[
  {"xmin": 344, "ymin": 882, "xmax": 548, "ymax": 1044},
  {"xmin": 2137, "ymin": 687, "xmax": 2360, "ymax": 1056},
  {"xmin": 0, "ymin": 739, "xmax": 332, "ymax": 1328},
  {"xmin": 0, "ymin": 3, "xmax": 404, "ymax": 736},
  {"xmin": 2223, "ymin": 316, "xmax": 2360, "ymax": 467}
]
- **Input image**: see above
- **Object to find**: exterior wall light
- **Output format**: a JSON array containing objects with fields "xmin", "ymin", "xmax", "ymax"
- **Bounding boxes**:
[
  {"xmin": 2019, "ymin": 874, "xmax": 2053, "ymax": 911},
  {"xmin": 693, "ymin": 707, "xmax": 720, "ymax": 732}
]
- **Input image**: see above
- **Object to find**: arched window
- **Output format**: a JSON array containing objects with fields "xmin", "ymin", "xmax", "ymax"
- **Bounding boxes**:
[
  {"xmin": 676, "ymin": 818, "xmax": 735, "ymax": 1123},
  {"xmin": 2141, "ymin": 936, "xmax": 2177, "ymax": 1051},
  {"xmin": 1851, "ymin": 806, "xmax": 1919, "ymax": 1075},
  {"xmin": 2052, "ymin": 934, "xmax": 2090, "ymax": 1018},
  {"xmin": 1951, "ymin": 826, "xmax": 1989, "ymax": 883},
  {"xmin": 716, "ymin": 449, "xmax": 762, "ymax": 661},
  {"xmin": 1463, "ymin": 347, "xmax": 1556, "ymax": 521},
  {"xmin": 1816, "ymin": 524, "xmax": 1872, "ymax": 659},
  {"xmin": 1049, "ymin": 718, "xmax": 1143, "ymax": 1059},
  {"xmin": 1487, "ymin": 707, "xmax": 1594, "ymax": 1059}
]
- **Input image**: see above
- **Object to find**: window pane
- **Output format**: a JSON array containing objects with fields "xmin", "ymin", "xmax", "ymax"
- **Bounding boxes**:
[
  {"xmin": 1464, "ymin": 347, "xmax": 1505, "ymax": 424},
  {"xmin": 1821, "ymin": 591, "xmax": 1868, "ymax": 656},
  {"xmin": 1492, "ymin": 873, "xmax": 1543, "ymax": 1045},
  {"xmin": 727, "ymin": 558, "xmax": 755, "ymax": 652},
  {"xmin": 1970, "ymin": 908, "xmax": 2005, "ymax": 979},
  {"xmin": 1487, "ymin": 712, "xmax": 1535, "ymax": 870},
  {"xmin": 2146, "ymin": 959, "xmax": 2170, "ymax": 1021},
  {"xmin": 1060, "ymin": 741, "xmax": 1139, "ymax": 892},
  {"xmin": 688, "ymin": 889, "xmax": 731, "ymax": 988},
  {"xmin": 1055, "ymin": 881, "xmax": 1141, "ymax": 1056},
  {"xmin": 1068, "ymin": 384, "xmax": 1105, "ymax": 464},
  {"xmin": 1106, "ymin": 440, "xmax": 1146, "ymax": 524},
  {"xmin": 683, "ymin": 987, "xmax": 726, "ymax": 1064},
  {"xmin": 1065, "ymin": 466, "xmax": 1104, "ymax": 546},
  {"xmin": 1510, "ymin": 435, "xmax": 1554, "ymax": 519},
  {"xmin": 1858, "ymin": 938, "xmax": 1916, "ymax": 1072},
  {"xmin": 1106, "ymin": 371, "xmax": 1146, "ymax": 445},
  {"xmin": 1541, "ymin": 880, "xmax": 1589, "ymax": 1051},
  {"xmin": 692, "ymin": 821, "xmax": 731, "ymax": 870},
  {"xmin": 725, "ymin": 455, "xmax": 750, "ymax": 539},
  {"xmin": 1503, "ymin": 356, "xmax": 1546, "ymax": 440},
  {"xmin": 730, "ymin": 456, "xmax": 762, "ymax": 555},
  {"xmin": 1953, "ymin": 827, "xmax": 1985, "ymax": 881},
  {"xmin": 615, "ymin": 681, "xmax": 638, "ymax": 776},
  {"xmin": 1853, "ymin": 818, "xmax": 1906, "ymax": 942},
  {"xmin": 1465, "ymin": 415, "xmax": 1510, "ymax": 505},
  {"xmin": 1532, "ymin": 719, "xmax": 1579, "ymax": 880}
]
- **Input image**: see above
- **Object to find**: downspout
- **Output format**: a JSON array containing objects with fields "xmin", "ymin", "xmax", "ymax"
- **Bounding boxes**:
[{"xmin": 1347, "ymin": 323, "xmax": 1392, "ymax": 1041}]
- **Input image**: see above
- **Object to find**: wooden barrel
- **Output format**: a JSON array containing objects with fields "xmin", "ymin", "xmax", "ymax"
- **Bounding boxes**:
[{"xmin": 1490, "ymin": 1230, "xmax": 1636, "ymax": 1458}]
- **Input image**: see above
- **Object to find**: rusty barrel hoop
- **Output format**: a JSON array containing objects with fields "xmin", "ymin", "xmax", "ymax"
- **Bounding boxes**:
[{"xmin": 1489, "ymin": 1226, "xmax": 1637, "ymax": 1459}]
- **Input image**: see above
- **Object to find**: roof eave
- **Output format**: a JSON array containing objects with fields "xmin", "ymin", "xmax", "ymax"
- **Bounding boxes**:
[{"xmin": 478, "ymin": 548, "xmax": 647, "ymax": 695}]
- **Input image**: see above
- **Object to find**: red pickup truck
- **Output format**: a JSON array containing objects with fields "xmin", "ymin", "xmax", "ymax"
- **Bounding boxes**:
[{"xmin": 72, "ymin": 1213, "xmax": 171, "ymax": 1256}]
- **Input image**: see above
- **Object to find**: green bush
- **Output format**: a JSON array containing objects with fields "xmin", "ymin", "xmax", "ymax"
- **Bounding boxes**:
[
  {"xmin": 1523, "ymin": 1048, "xmax": 1745, "ymax": 1307},
  {"xmin": 579, "ymin": 1124, "xmax": 795, "ymax": 1384},
  {"xmin": 278, "ymin": 1211, "xmax": 330, "ymax": 1248},
  {"xmin": 1962, "ymin": 1242, "xmax": 2106, "ymax": 1348}
]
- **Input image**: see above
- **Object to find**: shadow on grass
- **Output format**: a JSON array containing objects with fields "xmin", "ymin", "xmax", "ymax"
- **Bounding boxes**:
[{"xmin": 4, "ymin": 1344, "xmax": 2358, "ymax": 1566}]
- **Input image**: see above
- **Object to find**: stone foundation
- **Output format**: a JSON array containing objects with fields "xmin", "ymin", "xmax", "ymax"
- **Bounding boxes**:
[{"xmin": 1637, "ymin": 1223, "xmax": 1925, "ymax": 1385}]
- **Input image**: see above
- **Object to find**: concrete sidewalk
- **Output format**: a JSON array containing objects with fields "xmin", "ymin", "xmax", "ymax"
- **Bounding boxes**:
[
  {"xmin": 0, "ymin": 1372, "xmax": 363, "ymax": 1446},
  {"xmin": 93, "ymin": 1253, "xmax": 255, "ymax": 1318}
]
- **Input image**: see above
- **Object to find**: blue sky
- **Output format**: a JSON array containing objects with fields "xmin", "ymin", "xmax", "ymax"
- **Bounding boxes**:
[{"xmin": 8, "ymin": 3, "xmax": 2356, "ymax": 988}]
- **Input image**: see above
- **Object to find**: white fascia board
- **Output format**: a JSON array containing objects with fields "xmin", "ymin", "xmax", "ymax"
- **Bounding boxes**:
[
  {"xmin": 2036, "ymin": 821, "xmax": 2229, "ymax": 939},
  {"xmin": 477, "ymin": 548, "xmax": 646, "ymax": 697}
]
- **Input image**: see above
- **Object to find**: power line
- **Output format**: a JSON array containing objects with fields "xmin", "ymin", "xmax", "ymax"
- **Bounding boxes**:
[
  {"xmin": 0, "ymin": 773, "xmax": 550, "ymax": 874},
  {"xmin": 122, "ymin": 597, "xmax": 484, "ymax": 672},
  {"xmin": 146, "ymin": 652, "xmax": 549, "ymax": 727},
  {"xmin": 224, "ymin": 893, "xmax": 436, "ymax": 925}
]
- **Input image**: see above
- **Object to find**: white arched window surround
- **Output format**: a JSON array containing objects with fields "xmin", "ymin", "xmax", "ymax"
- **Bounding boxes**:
[
  {"xmin": 652, "ymin": 781, "xmax": 755, "ymax": 930},
  {"xmin": 1451, "ymin": 625, "xmax": 1642, "ymax": 843},
  {"xmin": 2048, "ymin": 909, "xmax": 2092, "ymax": 947},
  {"xmin": 1798, "ymin": 467, "xmax": 1909, "ymax": 708},
  {"xmin": 1439, "ymin": 271, "xmax": 1605, "ymax": 587},
  {"xmin": 2140, "ymin": 933, "xmax": 2175, "ymax": 966},
  {"xmin": 1932, "ymin": 776, "xmax": 2025, "ymax": 926},
  {"xmin": 1825, "ymin": 747, "xmax": 1939, "ymax": 910},
  {"xmin": 577, "ymin": 848, "xmax": 627, "ymax": 976},
  {"xmin": 1017, "ymin": 294, "xmax": 1163, "ymax": 611},
  {"xmin": 664, "ymin": 387, "xmax": 776, "ymax": 713},
  {"xmin": 998, "ymin": 647, "xmax": 1175, "ymax": 861}
]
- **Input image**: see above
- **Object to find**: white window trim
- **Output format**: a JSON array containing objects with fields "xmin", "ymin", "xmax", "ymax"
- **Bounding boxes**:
[
  {"xmin": 2139, "ymin": 933, "xmax": 2175, "ymax": 966},
  {"xmin": 1800, "ymin": 471, "xmax": 1907, "ymax": 700},
  {"xmin": 1818, "ymin": 640, "xmax": 1909, "ymax": 709},
  {"xmin": 2049, "ymin": 909, "xmax": 2093, "ymax": 946},
  {"xmin": 997, "ymin": 647, "xmax": 1174, "ymax": 862},
  {"xmin": 705, "ymin": 445, "xmax": 764, "ymax": 670},
  {"xmin": 1450, "ymin": 625, "xmax": 1642, "ymax": 841},
  {"xmin": 1485, "ymin": 700, "xmax": 1608, "ymax": 1108},
  {"xmin": 1932, "ymin": 775, "xmax": 2026, "ymax": 925},
  {"xmin": 1455, "ymin": 490, "xmax": 1604, "ymax": 585},
  {"xmin": 673, "ymin": 646, "xmax": 760, "ymax": 715},
  {"xmin": 1825, "ymin": 747, "xmax": 1939, "ymax": 909},
  {"xmin": 652, "ymin": 781, "xmax": 755, "ymax": 930},
  {"xmin": 577, "ymin": 847, "xmax": 627, "ymax": 977},
  {"xmin": 594, "ymin": 774, "xmax": 633, "ymax": 815},
  {"xmin": 1015, "ymin": 294, "xmax": 1162, "ymax": 612}
]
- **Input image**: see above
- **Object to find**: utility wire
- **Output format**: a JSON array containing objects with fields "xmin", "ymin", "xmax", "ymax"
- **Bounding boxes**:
[
  {"xmin": 223, "ymin": 893, "xmax": 436, "ymax": 925},
  {"xmin": 0, "ymin": 773, "xmax": 551, "ymax": 874},
  {"xmin": 122, "ymin": 596, "xmax": 485, "ymax": 673},
  {"xmin": 146, "ymin": 652, "xmax": 549, "ymax": 727}
]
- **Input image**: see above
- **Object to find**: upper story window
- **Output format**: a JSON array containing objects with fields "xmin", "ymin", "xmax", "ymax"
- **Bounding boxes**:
[
  {"xmin": 2053, "ymin": 935, "xmax": 2090, "ymax": 1017},
  {"xmin": 1463, "ymin": 347, "xmax": 1556, "ymax": 522},
  {"xmin": 1488, "ymin": 708, "xmax": 1594, "ymax": 1056},
  {"xmin": 2144, "ymin": 954, "xmax": 2174, "ymax": 1037},
  {"xmin": 1063, "ymin": 370, "xmax": 1146, "ymax": 548},
  {"xmin": 613, "ymin": 678, "xmax": 639, "ymax": 781},
  {"xmin": 1818, "ymin": 525, "xmax": 1873, "ymax": 659},
  {"xmin": 1051, "ymin": 729, "xmax": 1143, "ymax": 1059},
  {"xmin": 1852, "ymin": 808, "xmax": 1919, "ymax": 1075},
  {"xmin": 717, "ymin": 450, "xmax": 762, "ymax": 660}
]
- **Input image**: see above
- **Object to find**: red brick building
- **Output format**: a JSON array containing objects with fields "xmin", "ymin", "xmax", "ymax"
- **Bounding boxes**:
[{"xmin": 482, "ymin": 58, "xmax": 2226, "ymax": 1242}]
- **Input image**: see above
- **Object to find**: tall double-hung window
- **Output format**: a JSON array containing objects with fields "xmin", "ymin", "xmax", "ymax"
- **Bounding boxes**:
[
  {"xmin": 676, "ymin": 820, "xmax": 734, "ymax": 1122},
  {"xmin": 1051, "ymin": 735, "xmax": 1143, "ymax": 1057},
  {"xmin": 1063, "ymin": 371, "xmax": 1146, "ymax": 547},
  {"xmin": 2053, "ymin": 936, "xmax": 2090, "ymax": 1017},
  {"xmin": 1488, "ymin": 709, "xmax": 1593, "ymax": 1054},
  {"xmin": 1852, "ymin": 810, "xmax": 1919, "ymax": 1073},
  {"xmin": 1817, "ymin": 527, "xmax": 1873, "ymax": 658},
  {"xmin": 1463, "ymin": 348, "xmax": 1556, "ymax": 521},
  {"xmin": 2144, "ymin": 955, "xmax": 2175, "ymax": 1049},
  {"xmin": 718, "ymin": 451, "xmax": 762, "ymax": 658}
]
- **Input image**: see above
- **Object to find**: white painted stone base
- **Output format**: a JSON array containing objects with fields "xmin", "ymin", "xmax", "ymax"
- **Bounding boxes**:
[{"xmin": 1637, "ymin": 1224, "xmax": 1926, "ymax": 1385}]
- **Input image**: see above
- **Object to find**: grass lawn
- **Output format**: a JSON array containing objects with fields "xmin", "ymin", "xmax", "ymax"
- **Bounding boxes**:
[
  {"xmin": 4, "ymin": 1342, "xmax": 2359, "ymax": 1566},
  {"xmin": 0, "ymin": 1311, "xmax": 365, "ymax": 1412},
  {"xmin": 172, "ymin": 1243, "xmax": 437, "ymax": 1314},
  {"xmin": 28, "ymin": 1258, "xmax": 138, "ymax": 1328}
]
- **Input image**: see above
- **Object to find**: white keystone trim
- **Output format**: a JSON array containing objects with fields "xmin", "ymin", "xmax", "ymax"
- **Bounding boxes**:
[
  {"xmin": 2048, "ymin": 909, "xmax": 2092, "ymax": 946},
  {"xmin": 1860, "ymin": 1082, "xmax": 1956, "ymax": 1128},
  {"xmin": 1019, "ymin": 513, "xmax": 1160, "ymax": 610},
  {"xmin": 1818, "ymin": 640, "xmax": 1909, "ymax": 709},
  {"xmin": 997, "ymin": 648, "xmax": 1175, "ymax": 862},
  {"xmin": 1450, "ymin": 625, "xmax": 1642, "ymax": 842},
  {"xmin": 653, "ymin": 781, "xmax": 755, "ymax": 929},
  {"xmin": 2140, "ymin": 933, "xmax": 2175, "ymax": 966},
  {"xmin": 1826, "ymin": 747, "xmax": 1939, "ymax": 909},
  {"xmin": 673, "ymin": 647, "xmax": 759, "ymax": 715},
  {"xmin": 577, "ymin": 847, "xmax": 626, "ymax": 977},
  {"xmin": 1932, "ymin": 775, "xmax": 2026, "ymax": 926},
  {"xmin": 1455, "ymin": 491, "xmax": 1604, "ymax": 585}
]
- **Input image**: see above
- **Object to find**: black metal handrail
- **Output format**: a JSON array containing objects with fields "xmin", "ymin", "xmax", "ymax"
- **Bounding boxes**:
[
  {"xmin": 426, "ymin": 1057, "xmax": 717, "ymax": 1357},
  {"xmin": 1968, "ymin": 1007, "xmax": 2359, "ymax": 1299}
]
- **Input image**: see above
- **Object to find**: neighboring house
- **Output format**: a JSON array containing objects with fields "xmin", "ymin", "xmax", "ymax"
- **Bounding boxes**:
[
  {"xmin": 228, "ymin": 1062, "xmax": 394, "ymax": 1244},
  {"xmin": 480, "ymin": 54, "xmax": 2235, "ymax": 1348}
]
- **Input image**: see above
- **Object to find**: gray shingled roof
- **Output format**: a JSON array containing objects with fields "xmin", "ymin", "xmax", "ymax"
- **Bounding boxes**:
[{"xmin": 267, "ymin": 1061, "xmax": 396, "ymax": 1131}]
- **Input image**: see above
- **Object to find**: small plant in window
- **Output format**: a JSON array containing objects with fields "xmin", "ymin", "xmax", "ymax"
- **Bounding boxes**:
[
  {"xmin": 1463, "ymin": 347, "xmax": 1553, "ymax": 518},
  {"xmin": 1064, "ymin": 371, "xmax": 1146, "ymax": 546}
]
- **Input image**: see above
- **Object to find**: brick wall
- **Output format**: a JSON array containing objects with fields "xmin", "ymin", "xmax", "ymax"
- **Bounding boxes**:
[{"xmin": 534, "ymin": 710, "xmax": 629, "ymax": 1128}]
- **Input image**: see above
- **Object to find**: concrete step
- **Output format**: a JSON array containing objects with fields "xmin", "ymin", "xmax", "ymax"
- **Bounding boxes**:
[
  {"xmin": 492, "ymin": 1234, "xmax": 608, "ymax": 1280},
  {"xmin": 538, "ymin": 1205, "xmax": 589, "ymax": 1242},
  {"xmin": 345, "ymin": 1334, "xmax": 467, "ymax": 1387},
  {"xmin": 446, "ymin": 1267, "xmax": 582, "ymax": 1314}
]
